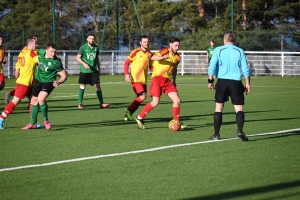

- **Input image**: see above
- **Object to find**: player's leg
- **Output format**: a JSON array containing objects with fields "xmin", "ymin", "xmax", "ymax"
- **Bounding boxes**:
[
  {"xmin": 135, "ymin": 96, "xmax": 159, "ymax": 129},
  {"xmin": 135, "ymin": 77, "xmax": 162, "ymax": 129},
  {"xmin": 5, "ymin": 88, "xmax": 15, "ymax": 105},
  {"xmin": 23, "ymin": 96, "xmax": 39, "ymax": 130},
  {"xmin": 231, "ymin": 80, "xmax": 248, "ymax": 141},
  {"xmin": 167, "ymin": 91, "xmax": 180, "ymax": 119},
  {"xmin": 78, "ymin": 84, "xmax": 86, "ymax": 109},
  {"xmin": 78, "ymin": 72, "xmax": 88, "ymax": 109},
  {"xmin": 209, "ymin": 79, "xmax": 228, "ymax": 140},
  {"xmin": 0, "ymin": 96, "xmax": 21, "ymax": 129},
  {"xmin": 94, "ymin": 83, "xmax": 109, "ymax": 108},
  {"xmin": 165, "ymin": 79, "xmax": 180, "ymax": 119},
  {"xmin": 125, "ymin": 83, "xmax": 146, "ymax": 121},
  {"xmin": 0, "ymin": 73, "xmax": 5, "ymax": 91},
  {"xmin": 92, "ymin": 73, "xmax": 109, "ymax": 108},
  {"xmin": 209, "ymin": 102, "xmax": 224, "ymax": 140},
  {"xmin": 0, "ymin": 84, "xmax": 27, "ymax": 129},
  {"xmin": 23, "ymin": 83, "xmax": 42, "ymax": 129},
  {"xmin": 38, "ymin": 82, "xmax": 54, "ymax": 130},
  {"xmin": 167, "ymin": 91, "xmax": 187, "ymax": 130}
]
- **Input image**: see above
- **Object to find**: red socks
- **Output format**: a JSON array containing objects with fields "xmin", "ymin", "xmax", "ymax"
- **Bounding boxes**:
[
  {"xmin": 128, "ymin": 97, "xmax": 143, "ymax": 114},
  {"xmin": 0, "ymin": 102, "xmax": 16, "ymax": 120},
  {"xmin": 172, "ymin": 107, "xmax": 180, "ymax": 120},
  {"xmin": 139, "ymin": 103, "xmax": 154, "ymax": 119}
]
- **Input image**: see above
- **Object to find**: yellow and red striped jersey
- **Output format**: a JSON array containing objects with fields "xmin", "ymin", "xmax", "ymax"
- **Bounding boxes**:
[
  {"xmin": 127, "ymin": 48, "xmax": 153, "ymax": 84},
  {"xmin": 0, "ymin": 47, "xmax": 5, "ymax": 73},
  {"xmin": 16, "ymin": 49, "xmax": 38, "ymax": 86},
  {"xmin": 151, "ymin": 48, "xmax": 181, "ymax": 79}
]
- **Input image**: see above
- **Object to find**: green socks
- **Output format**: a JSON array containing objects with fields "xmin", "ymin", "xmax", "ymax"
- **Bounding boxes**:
[
  {"xmin": 30, "ymin": 105, "xmax": 39, "ymax": 124},
  {"xmin": 78, "ymin": 89, "xmax": 84, "ymax": 105},
  {"xmin": 40, "ymin": 103, "xmax": 48, "ymax": 121},
  {"xmin": 97, "ymin": 90, "xmax": 103, "ymax": 105}
]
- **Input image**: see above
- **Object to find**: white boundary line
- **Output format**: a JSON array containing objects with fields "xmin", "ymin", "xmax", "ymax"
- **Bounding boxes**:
[{"xmin": 1, "ymin": 128, "xmax": 299, "ymax": 173}]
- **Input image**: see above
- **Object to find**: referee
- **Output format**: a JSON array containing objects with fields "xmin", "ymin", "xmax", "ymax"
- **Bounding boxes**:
[{"xmin": 207, "ymin": 31, "xmax": 251, "ymax": 141}]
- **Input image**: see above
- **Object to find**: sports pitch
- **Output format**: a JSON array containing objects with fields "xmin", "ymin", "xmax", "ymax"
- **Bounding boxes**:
[{"xmin": 0, "ymin": 75, "xmax": 299, "ymax": 199}]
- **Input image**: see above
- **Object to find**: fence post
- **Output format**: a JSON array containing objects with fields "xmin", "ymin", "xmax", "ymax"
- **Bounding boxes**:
[
  {"xmin": 281, "ymin": 52, "xmax": 284, "ymax": 77},
  {"xmin": 111, "ymin": 51, "xmax": 114, "ymax": 75},
  {"xmin": 63, "ymin": 50, "xmax": 67, "ymax": 72},
  {"xmin": 181, "ymin": 51, "xmax": 184, "ymax": 75}
]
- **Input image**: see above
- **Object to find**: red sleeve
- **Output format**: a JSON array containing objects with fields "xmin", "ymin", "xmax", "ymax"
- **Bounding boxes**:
[
  {"xmin": 30, "ymin": 51, "xmax": 37, "ymax": 58},
  {"xmin": 124, "ymin": 59, "xmax": 131, "ymax": 75},
  {"xmin": 158, "ymin": 48, "xmax": 169, "ymax": 56}
]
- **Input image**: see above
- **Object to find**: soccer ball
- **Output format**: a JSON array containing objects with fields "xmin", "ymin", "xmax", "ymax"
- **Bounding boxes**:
[{"xmin": 168, "ymin": 119, "xmax": 181, "ymax": 132}]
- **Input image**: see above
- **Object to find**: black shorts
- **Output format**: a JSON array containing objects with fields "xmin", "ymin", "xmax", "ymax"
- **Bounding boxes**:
[
  {"xmin": 32, "ymin": 81, "xmax": 55, "ymax": 97},
  {"xmin": 214, "ymin": 78, "xmax": 245, "ymax": 105},
  {"xmin": 78, "ymin": 72, "xmax": 100, "ymax": 86}
]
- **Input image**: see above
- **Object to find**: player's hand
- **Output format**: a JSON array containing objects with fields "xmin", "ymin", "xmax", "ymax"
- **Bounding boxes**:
[
  {"xmin": 53, "ymin": 80, "xmax": 60, "ymax": 87},
  {"xmin": 83, "ymin": 63, "xmax": 90, "ymax": 69},
  {"xmin": 208, "ymin": 83, "xmax": 214, "ymax": 90},
  {"xmin": 2, "ymin": 60, "xmax": 6, "ymax": 64},
  {"xmin": 162, "ymin": 55, "xmax": 169, "ymax": 60},
  {"xmin": 245, "ymin": 85, "xmax": 250, "ymax": 94},
  {"xmin": 125, "ymin": 74, "xmax": 131, "ymax": 82}
]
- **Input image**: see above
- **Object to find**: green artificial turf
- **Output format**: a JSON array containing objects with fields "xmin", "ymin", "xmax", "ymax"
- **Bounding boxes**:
[{"xmin": 0, "ymin": 75, "xmax": 299, "ymax": 200}]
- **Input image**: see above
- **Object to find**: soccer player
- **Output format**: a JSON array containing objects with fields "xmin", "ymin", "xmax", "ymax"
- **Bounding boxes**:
[
  {"xmin": 5, "ymin": 36, "xmax": 39, "ymax": 104},
  {"xmin": 135, "ymin": 37, "xmax": 185, "ymax": 129},
  {"xmin": 77, "ymin": 33, "xmax": 109, "ymax": 109},
  {"xmin": 206, "ymin": 40, "xmax": 215, "ymax": 64},
  {"xmin": 0, "ymin": 35, "xmax": 6, "ymax": 91},
  {"xmin": 22, "ymin": 43, "xmax": 67, "ymax": 130},
  {"xmin": 0, "ymin": 38, "xmax": 38, "ymax": 129},
  {"xmin": 207, "ymin": 31, "xmax": 250, "ymax": 142},
  {"xmin": 124, "ymin": 35, "xmax": 168, "ymax": 121}
]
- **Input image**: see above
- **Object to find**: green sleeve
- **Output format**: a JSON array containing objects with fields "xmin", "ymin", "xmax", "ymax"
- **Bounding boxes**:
[
  {"xmin": 55, "ymin": 58, "xmax": 64, "ymax": 72},
  {"xmin": 77, "ymin": 45, "xmax": 84, "ymax": 55},
  {"xmin": 38, "ymin": 49, "xmax": 46, "ymax": 57}
]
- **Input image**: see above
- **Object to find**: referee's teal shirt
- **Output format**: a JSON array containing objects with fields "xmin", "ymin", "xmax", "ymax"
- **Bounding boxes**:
[{"xmin": 208, "ymin": 44, "xmax": 250, "ymax": 81}]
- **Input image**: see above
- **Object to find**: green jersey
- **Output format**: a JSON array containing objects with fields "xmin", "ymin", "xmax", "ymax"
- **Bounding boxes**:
[
  {"xmin": 207, "ymin": 46, "xmax": 216, "ymax": 59},
  {"xmin": 78, "ymin": 43, "xmax": 99, "ymax": 73},
  {"xmin": 35, "ymin": 49, "xmax": 64, "ymax": 83}
]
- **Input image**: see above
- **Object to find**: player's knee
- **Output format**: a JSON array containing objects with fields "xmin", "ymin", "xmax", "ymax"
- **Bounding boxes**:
[
  {"xmin": 80, "ymin": 85, "xmax": 85, "ymax": 90},
  {"xmin": 139, "ymin": 94, "xmax": 147, "ymax": 101},
  {"xmin": 173, "ymin": 97, "xmax": 180, "ymax": 106}
]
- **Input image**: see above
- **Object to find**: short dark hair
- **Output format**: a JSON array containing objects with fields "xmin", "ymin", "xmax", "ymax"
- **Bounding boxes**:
[
  {"xmin": 140, "ymin": 35, "xmax": 149, "ymax": 41},
  {"xmin": 46, "ymin": 43, "xmax": 57, "ymax": 49},
  {"xmin": 224, "ymin": 31, "xmax": 236, "ymax": 43},
  {"xmin": 26, "ymin": 38, "xmax": 35, "ymax": 45},
  {"xmin": 87, "ymin": 33, "xmax": 95, "ymax": 38},
  {"xmin": 170, "ymin": 37, "xmax": 180, "ymax": 43}
]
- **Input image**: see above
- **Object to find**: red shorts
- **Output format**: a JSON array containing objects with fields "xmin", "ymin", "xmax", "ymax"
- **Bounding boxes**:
[
  {"xmin": 149, "ymin": 76, "xmax": 177, "ymax": 97},
  {"xmin": 0, "ymin": 73, "xmax": 5, "ymax": 82},
  {"xmin": 15, "ymin": 84, "xmax": 32, "ymax": 99},
  {"xmin": 132, "ymin": 82, "xmax": 147, "ymax": 95}
]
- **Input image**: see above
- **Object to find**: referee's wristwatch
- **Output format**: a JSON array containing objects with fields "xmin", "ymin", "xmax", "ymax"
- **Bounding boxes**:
[{"xmin": 208, "ymin": 79, "xmax": 214, "ymax": 84}]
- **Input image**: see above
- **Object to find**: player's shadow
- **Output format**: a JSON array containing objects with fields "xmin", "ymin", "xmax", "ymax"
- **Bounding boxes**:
[
  {"xmin": 181, "ymin": 179, "xmax": 300, "ymax": 200},
  {"xmin": 247, "ymin": 130, "xmax": 300, "ymax": 141}
]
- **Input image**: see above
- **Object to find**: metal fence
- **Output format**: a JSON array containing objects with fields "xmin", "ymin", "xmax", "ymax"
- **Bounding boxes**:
[{"xmin": 3, "ymin": 50, "xmax": 300, "ymax": 78}]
